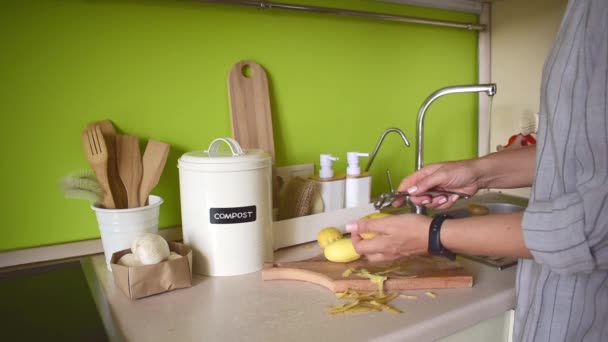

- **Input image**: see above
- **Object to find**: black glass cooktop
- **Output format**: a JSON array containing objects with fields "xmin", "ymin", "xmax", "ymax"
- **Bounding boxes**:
[{"xmin": 0, "ymin": 259, "xmax": 111, "ymax": 341}]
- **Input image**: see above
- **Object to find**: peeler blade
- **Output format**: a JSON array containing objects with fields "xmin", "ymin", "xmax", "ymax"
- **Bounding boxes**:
[{"xmin": 372, "ymin": 190, "xmax": 471, "ymax": 210}]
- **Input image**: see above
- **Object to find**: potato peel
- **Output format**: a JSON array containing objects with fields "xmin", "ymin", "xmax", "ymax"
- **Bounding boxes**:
[
  {"xmin": 399, "ymin": 294, "xmax": 418, "ymax": 299},
  {"xmin": 342, "ymin": 268, "xmax": 355, "ymax": 277},
  {"xmin": 368, "ymin": 301, "xmax": 402, "ymax": 314},
  {"xmin": 375, "ymin": 266, "xmax": 401, "ymax": 275},
  {"xmin": 328, "ymin": 284, "xmax": 394, "ymax": 315},
  {"xmin": 327, "ymin": 300, "xmax": 360, "ymax": 314},
  {"xmin": 328, "ymin": 265, "xmax": 421, "ymax": 315},
  {"xmin": 331, "ymin": 305, "xmax": 380, "ymax": 315}
]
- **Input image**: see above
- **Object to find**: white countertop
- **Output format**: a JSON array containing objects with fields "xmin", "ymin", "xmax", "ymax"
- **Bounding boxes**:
[{"xmin": 90, "ymin": 241, "xmax": 517, "ymax": 342}]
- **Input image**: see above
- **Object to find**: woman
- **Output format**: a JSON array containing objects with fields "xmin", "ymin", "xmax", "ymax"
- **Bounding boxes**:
[{"xmin": 347, "ymin": 0, "xmax": 608, "ymax": 340}]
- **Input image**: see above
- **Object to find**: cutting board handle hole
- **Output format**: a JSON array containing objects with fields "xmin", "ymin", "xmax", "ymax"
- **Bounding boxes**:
[{"xmin": 241, "ymin": 64, "xmax": 253, "ymax": 78}]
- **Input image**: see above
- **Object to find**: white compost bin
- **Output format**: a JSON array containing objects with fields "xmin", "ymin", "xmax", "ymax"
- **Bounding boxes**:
[{"xmin": 178, "ymin": 138, "xmax": 273, "ymax": 276}]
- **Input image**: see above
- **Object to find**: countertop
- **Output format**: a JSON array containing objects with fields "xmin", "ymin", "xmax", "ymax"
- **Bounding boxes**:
[{"xmin": 89, "ymin": 242, "xmax": 517, "ymax": 342}]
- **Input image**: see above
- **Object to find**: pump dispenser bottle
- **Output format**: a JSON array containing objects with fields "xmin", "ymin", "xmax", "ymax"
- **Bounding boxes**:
[
  {"xmin": 345, "ymin": 152, "xmax": 371, "ymax": 208},
  {"xmin": 313, "ymin": 154, "xmax": 345, "ymax": 212}
]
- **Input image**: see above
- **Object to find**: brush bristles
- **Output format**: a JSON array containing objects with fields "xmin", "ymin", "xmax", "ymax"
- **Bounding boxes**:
[
  {"xmin": 59, "ymin": 169, "xmax": 103, "ymax": 203},
  {"xmin": 66, "ymin": 169, "xmax": 97, "ymax": 180},
  {"xmin": 63, "ymin": 189, "xmax": 103, "ymax": 204},
  {"xmin": 60, "ymin": 176, "xmax": 102, "ymax": 193},
  {"xmin": 520, "ymin": 112, "xmax": 537, "ymax": 135}
]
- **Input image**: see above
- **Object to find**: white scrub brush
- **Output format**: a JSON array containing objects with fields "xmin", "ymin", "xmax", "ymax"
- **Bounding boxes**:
[
  {"xmin": 520, "ymin": 111, "xmax": 538, "ymax": 135},
  {"xmin": 59, "ymin": 169, "xmax": 103, "ymax": 204}
]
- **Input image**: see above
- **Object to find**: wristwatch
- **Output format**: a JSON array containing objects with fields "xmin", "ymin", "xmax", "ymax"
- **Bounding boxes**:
[{"xmin": 428, "ymin": 214, "xmax": 456, "ymax": 260}]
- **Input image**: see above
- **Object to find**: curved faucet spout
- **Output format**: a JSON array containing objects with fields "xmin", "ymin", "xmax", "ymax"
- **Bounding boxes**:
[
  {"xmin": 415, "ymin": 84, "xmax": 497, "ymax": 171},
  {"xmin": 413, "ymin": 83, "xmax": 497, "ymax": 214},
  {"xmin": 365, "ymin": 127, "xmax": 411, "ymax": 173}
]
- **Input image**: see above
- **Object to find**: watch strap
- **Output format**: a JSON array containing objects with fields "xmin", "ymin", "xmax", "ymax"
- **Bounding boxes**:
[{"xmin": 428, "ymin": 213, "xmax": 456, "ymax": 260}]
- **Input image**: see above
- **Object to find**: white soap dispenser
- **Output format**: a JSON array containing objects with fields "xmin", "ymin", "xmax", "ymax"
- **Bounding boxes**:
[
  {"xmin": 313, "ymin": 154, "xmax": 345, "ymax": 212},
  {"xmin": 345, "ymin": 152, "xmax": 371, "ymax": 208}
]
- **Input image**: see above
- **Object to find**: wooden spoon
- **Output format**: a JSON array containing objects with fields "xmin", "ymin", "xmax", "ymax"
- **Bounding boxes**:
[
  {"xmin": 139, "ymin": 140, "xmax": 170, "ymax": 206},
  {"xmin": 116, "ymin": 135, "xmax": 143, "ymax": 208}
]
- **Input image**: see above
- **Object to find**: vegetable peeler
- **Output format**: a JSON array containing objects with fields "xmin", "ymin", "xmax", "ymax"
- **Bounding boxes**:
[{"xmin": 372, "ymin": 190, "xmax": 471, "ymax": 211}]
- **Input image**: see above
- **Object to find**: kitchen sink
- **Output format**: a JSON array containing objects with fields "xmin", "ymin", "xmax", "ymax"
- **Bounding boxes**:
[
  {"xmin": 435, "ymin": 192, "xmax": 527, "ymax": 269},
  {"xmin": 430, "ymin": 191, "xmax": 528, "ymax": 216},
  {"xmin": 434, "ymin": 202, "xmax": 524, "ymax": 218},
  {"xmin": 387, "ymin": 191, "xmax": 528, "ymax": 269}
]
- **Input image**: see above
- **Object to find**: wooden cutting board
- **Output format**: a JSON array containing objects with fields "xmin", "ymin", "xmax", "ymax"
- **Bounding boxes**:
[
  {"xmin": 228, "ymin": 60, "xmax": 279, "ymax": 208},
  {"xmin": 263, "ymin": 255, "xmax": 473, "ymax": 292},
  {"xmin": 228, "ymin": 60, "xmax": 275, "ymax": 158}
]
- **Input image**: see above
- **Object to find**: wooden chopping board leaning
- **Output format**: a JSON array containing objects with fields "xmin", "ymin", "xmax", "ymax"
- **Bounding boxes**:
[{"xmin": 228, "ymin": 60, "xmax": 279, "ymax": 210}]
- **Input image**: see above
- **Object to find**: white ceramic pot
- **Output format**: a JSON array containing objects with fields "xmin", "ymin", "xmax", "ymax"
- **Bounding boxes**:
[{"xmin": 92, "ymin": 195, "xmax": 163, "ymax": 271}]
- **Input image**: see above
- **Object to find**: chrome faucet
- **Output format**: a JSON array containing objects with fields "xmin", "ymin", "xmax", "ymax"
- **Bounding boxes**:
[
  {"xmin": 365, "ymin": 127, "xmax": 411, "ymax": 173},
  {"xmin": 413, "ymin": 83, "xmax": 497, "ymax": 215}
]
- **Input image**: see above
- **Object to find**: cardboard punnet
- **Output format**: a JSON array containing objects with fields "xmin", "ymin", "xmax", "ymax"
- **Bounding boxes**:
[{"xmin": 110, "ymin": 242, "xmax": 193, "ymax": 300}]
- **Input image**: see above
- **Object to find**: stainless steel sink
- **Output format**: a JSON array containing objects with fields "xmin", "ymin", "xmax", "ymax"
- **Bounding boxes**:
[
  {"xmin": 435, "ymin": 202, "xmax": 525, "ymax": 218},
  {"xmin": 386, "ymin": 191, "xmax": 528, "ymax": 216},
  {"xmin": 434, "ymin": 192, "xmax": 528, "ymax": 269},
  {"xmin": 430, "ymin": 191, "xmax": 528, "ymax": 216},
  {"xmin": 386, "ymin": 191, "xmax": 528, "ymax": 269}
]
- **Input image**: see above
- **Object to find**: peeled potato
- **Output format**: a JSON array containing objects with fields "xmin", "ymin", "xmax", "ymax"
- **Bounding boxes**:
[
  {"xmin": 360, "ymin": 232, "xmax": 378, "ymax": 240},
  {"xmin": 468, "ymin": 204, "xmax": 490, "ymax": 216},
  {"xmin": 324, "ymin": 238, "xmax": 360, "ymax": 263},
  {"xmin": 317, "ymin": 227, "xmax": 343, "ymax": 249},
  {"xmin": 363, "ymin": 212, "xmax": 392, "ymax": 220},
  {"xmin": 360, "ymin": 212, "xmax": 392, "ymax": 239}
]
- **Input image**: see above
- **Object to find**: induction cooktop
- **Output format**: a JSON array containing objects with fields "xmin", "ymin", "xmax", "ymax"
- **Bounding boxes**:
[{"xmin": 0, "ymin": 258, "xmax": 119, "ymax": 341}]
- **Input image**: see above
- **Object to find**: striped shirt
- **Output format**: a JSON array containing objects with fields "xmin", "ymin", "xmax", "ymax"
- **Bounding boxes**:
[{"xmin": 516, "ymin": 0, "xmax": 608, "ymax": 341}]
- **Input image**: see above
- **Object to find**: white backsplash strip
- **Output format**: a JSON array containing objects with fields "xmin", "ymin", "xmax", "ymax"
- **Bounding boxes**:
[
  {"xmin": 0, "ymin": 226, "xmax": 182, "ymax": 269},
  {"xmin": 272, "ymin": 204, "xmax": 376, "ymax": 250},
  {"xmin": 2, "ymin": 204, "xmax": 377, "ymax": 269}
]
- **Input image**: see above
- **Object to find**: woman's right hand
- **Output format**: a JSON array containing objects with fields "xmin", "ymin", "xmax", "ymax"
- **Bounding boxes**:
[{"xmin": 393, "ymin": 159, "xmax": 485, "ymax": 210}]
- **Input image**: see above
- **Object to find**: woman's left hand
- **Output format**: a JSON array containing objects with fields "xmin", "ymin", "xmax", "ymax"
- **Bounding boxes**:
[{"xmin": 346, "ymin": 214, "xmax": 432, "ymax": 263}]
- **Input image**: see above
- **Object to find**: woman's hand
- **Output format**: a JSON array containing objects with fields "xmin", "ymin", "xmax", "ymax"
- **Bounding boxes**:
[
  {"xmin": 347, "ymin": 214, "xmax": 432, "ymax": 263},
  {"xmin": 393, "ymin": 160, "xmax": 484, "ymax": 210}
]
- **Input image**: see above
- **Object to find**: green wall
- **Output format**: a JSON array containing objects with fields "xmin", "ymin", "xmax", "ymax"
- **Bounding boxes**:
[{"xmin": 0, "ymin": 0, "xmax": 479, "ymax": 251}]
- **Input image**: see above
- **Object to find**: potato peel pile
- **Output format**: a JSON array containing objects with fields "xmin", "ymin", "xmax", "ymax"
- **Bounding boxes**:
[
  {"xmin": 327, "ymin": 290, "xmax": 402, "ymax": 315},
  {"xmin": 327, "ymin": 267, "xmax": 413, "ymax": 315}
]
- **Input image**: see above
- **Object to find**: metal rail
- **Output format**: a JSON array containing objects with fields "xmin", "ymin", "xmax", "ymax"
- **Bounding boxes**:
[{"xmin": 198, "ymin": 0, "xmax": 486, "ymax": 31}]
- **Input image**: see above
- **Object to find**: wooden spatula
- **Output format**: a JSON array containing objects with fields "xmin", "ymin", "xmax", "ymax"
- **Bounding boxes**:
[
  {"xmin": 139, "ymin": 140, "xmax": 170, "ymax": 206},
  {"xmin": 116, "ymin": 135, "xmax": 143, "ymax": 208},
  {"xmin": 87, "ymin": 120, "xmax": 128, "ymax": 209},
  {"xmin": 228, "ymin": 60, "xmax": 279, "ymax": 209}
]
